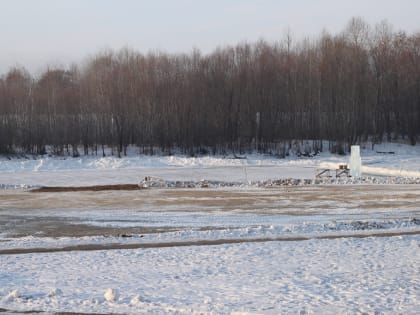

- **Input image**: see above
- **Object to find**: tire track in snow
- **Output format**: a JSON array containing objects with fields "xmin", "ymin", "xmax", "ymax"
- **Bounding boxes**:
[{"xmin": 1, "ymin": 229, "xmax": 419, "ymax": 255}]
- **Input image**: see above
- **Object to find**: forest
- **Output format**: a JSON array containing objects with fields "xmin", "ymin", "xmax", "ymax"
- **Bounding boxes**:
[{"xmin": 1, "ymin": 18, "xmax": 419, "ymax": 157}]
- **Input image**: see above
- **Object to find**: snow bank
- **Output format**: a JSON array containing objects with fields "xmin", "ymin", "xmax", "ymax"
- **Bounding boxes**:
[
  {"xmin": 0, "ymin": 143, "xmax": 419, "ymax": 190},
  {"xmin": 0, "ymin": 154, "xmax": 287, "ymax": 172},
  {"xmin": 1, "ymin": 142, "xmax": 419, "ymax": 174}
]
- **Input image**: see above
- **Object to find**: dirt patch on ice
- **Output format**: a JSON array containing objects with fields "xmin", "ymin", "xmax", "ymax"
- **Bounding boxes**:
[
  {"xmin": 2, "ymin": 185, "xmax": 420, "ymax": 212},
  {"xmin": 1, "ymin": 185, "xmax": 419, "ymax": 239},
  {"xmin": 0, "ymin": 309, "xmax": 115, "ymax": 315},
  {"xmin": 31, "ymin": 184, "xmax": 142, "ymax": 192}
]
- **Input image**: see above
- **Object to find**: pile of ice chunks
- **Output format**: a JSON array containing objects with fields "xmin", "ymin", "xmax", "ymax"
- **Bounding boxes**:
[{"xmin": 138, "ymin": 175, "xmax": 420, "ymax": 189}]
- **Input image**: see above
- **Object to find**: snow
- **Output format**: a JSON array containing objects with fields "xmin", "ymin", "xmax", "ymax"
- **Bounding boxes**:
[
  {"xmin": 0, "ymin": 142, "xmax": 420, "ymax": 313},
  {"xmin": 104, "ymin": 288, "xmax": 120, "ymax": 302},
  {"xmin": 0, "ymin": 236, "xmax": 419, "ymax": 314}
]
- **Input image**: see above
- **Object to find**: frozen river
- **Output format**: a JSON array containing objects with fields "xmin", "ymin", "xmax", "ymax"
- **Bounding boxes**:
[
  {"xmin": 1, "ymin": 185, "xmax": 420, "ymax": 244},
  {"xmin": 0, "ymin": 184, "xmax": 419, "ymax": 314},
  {"xmin": 1, "ymin": 149, "xmax": 420, "ymax": 314}
]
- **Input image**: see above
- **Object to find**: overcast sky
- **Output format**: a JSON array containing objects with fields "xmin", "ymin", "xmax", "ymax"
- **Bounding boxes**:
[{"xmin": 1, "ymin": 0, "xmax": 419, "ymax": 75}]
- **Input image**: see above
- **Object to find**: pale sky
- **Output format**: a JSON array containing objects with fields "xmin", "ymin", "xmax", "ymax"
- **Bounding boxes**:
[{"xmin": 1, "ymin": 0, "xmax": 419, "ymax": 75}]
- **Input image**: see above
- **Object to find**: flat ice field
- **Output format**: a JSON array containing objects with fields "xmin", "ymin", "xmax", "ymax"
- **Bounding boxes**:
[{"xmin": 0, "ymin": 143, "xmax": 419, "ymax": 314}]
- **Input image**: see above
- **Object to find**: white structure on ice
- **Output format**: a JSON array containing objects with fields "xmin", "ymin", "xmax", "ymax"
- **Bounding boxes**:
[{"xmin": 349, "ymin": 145, "xmax": 362, "ymax": 177}]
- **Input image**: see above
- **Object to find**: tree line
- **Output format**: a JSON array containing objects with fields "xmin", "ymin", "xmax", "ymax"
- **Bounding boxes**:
[{"xmin": 1, "ymin": 18, "xmax": 420, "ymax": 157}]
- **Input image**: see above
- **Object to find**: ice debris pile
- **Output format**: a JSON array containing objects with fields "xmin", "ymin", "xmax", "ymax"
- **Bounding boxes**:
[
  {"xmin": 0, "ymin": 184, "xmax": 40, "ymax": 190},
  {"xmin": 139, "ymin": 176, "xmax": 420, "ymax": 189}
]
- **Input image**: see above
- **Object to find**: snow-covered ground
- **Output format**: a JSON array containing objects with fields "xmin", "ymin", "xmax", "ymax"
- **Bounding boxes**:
[
  {"xmin": 0, "ymin": 142, "xmax": 420, "ymax": 188},
  {"xmin": 0, "ymin": 143, "xmax": 419, "ymax": 314},
  {"xmin": 1, "ymin": 235, "xmax": 419, "ymax": 314}
]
